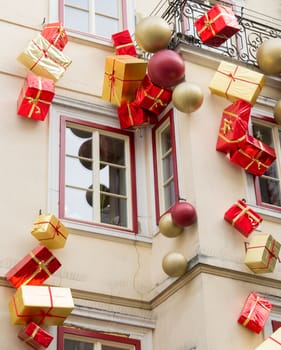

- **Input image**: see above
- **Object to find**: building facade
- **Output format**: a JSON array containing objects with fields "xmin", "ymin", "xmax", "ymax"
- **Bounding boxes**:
[{"xmin": 1, "ymin": 0, "xmax": 281, "ymax": 349}]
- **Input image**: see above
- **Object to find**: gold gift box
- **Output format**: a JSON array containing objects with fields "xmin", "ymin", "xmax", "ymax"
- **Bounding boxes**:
[
  {"xmin": 31, "ymin": 214, "xmax": 68, "ymax": 249},
  {"xmin": 244, "ymin": 234, "xmax": 281, "ymax": 274},
  {"xmin": 17, "ymin": 33, "xmax": 72, "ymax": 82},
  {"xmin": 9, "ymin": 285, "xmax": 74, "ymax": 325},
  {"xmin": 101, "ymin": 55, "xmax": 147, "ymax": 106},
  {"xmin": 255, "ymin": 327, "xmax": 281, "ymax": 349},
  {"xmin": 208, "ymin": 61, "xmax": 265, "ymax": 105}
]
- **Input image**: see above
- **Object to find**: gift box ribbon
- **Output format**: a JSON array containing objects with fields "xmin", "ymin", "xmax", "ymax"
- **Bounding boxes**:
[
  {"xmin": 246, "ymin": 239, "xmax": 280, "ymax": 270},
  {"xmin": 116, "ymin": 42, "xmax": 134, "ymax": 49},
  {"xmin": 24, "ymin": 324, "xmax": 40, "ymax": 343},
  {"xmin": 34, "ymin": 220, "xmax": 67, "ymax": 240},
  {"xmin": 24, "ymin": 78, "xmax": 51, "ymax": 118},
  {"xmin": 198, "ymin": 11, "xmax": 234, "ymax": 39},
  {"xmin": 141, "ymin": 87, "xmax": 167, "ymax": 111},
  {"xmin": 238, "ymin": 148, "xmax": 269, "ymax": 171},
  {"xmin": 12, "ymin": 286, "xmax": 66, "ymax": 324},
  {"xmin": 231, "ymin": 201, "xmax": 261, "ymax": 226},
  {"xmin": 217, "ymin": 65, "xmax": 262, "ymax": 99},
  {"xmin": 44, "ymin": 23, "xmax": 66, "ymax": 45},
  {"xmin": 269, "ymin": 336, "xmax": 281, "ymax": 345},
  {"xmin": 218, "ymin": 133, "xmax": 246, "ymax": 144},
  {"xmin": 22, "ymin": 252, "xmax": 55, "ymax": 286},
  {"xmin": 242, "ymin": 295, "xmax": 271, "ymax": 326}
]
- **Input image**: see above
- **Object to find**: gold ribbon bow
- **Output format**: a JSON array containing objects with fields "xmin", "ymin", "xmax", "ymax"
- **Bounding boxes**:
[{"xmin": 22, "ymin": 252, "xmax": 54, "ymax": 286}]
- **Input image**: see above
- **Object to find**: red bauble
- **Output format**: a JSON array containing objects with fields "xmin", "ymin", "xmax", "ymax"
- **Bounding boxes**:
[
  {"xmin": 170, "ymin": 201, "xmax": 197, "ymax": 227},
  {"xmin": 147, "ymin": 49, "xmax": 185, "ymax": 89}
]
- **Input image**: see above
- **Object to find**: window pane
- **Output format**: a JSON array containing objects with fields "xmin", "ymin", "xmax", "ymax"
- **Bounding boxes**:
[
  {"xmin": 101, "ymin": 196, "xmax": 127, "ymax": 226},
  {"xmin": 162, "ymin": 153, "xmax": 173, "ymax": 182},
  {"xmin": 66, "ymin": 127, "xmax": 92, "ymax": 155},
  {"xmin": 95, "ymin": 16, "xmax": 119, "ymax": 38},
  {"xmin": 65, "ymin": 187, "xmax": 93, "ymax": 221},
  {"xmin": 95, "ymin": 0, "xmax": 119, "ymax": 17},
  {"xmin": 65, "ymin": 7, "xmax": 89, "ymax": 32},
  {"xmin": 161, "ymin": 126, "xmax": 171, "ymax": 154},
  {"xmin": 259, "ymin": 177, "xmax": 281, "ymax": 206},
  {"xmin": 65, "ymin": 339, "xmax": 93, "ymax": 350},
  {"xmin": 65, "ymin": 156, "xmax": 92, "ymax": 188},
  {"xmin": 253, "ymin": 124, "xmax": 274, "ymax": 147},
  {"xmin": 65, "ymin": 0, "xmax": 89, "ymax": 8},
  {"xmin": 100, "ymin": 135, "xmax": 125, "ymax": 165},
  {"xmin": 164, "ymin": 181, "xmax": 175, "ymax": 210},
  {"xmin": 100, "ymin": 165, "xmax": 126, "ymax": 196}
]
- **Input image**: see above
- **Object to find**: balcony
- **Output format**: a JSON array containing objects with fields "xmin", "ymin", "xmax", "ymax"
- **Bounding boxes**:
[{"xmin": 149, "ymin": 0, "xmax": 281, "ymax": 68}]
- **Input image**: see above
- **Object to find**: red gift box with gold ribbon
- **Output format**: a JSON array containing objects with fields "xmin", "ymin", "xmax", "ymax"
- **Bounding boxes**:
[
  {"xmin": 117, "ymin": 100, "xmax": 158, "ymax": 130},
  {"xmin": 194, "ymin": 4, "xmax": 240, "ymax": 47},
  {"xmin": 41, "ymin": 22, "xmax": 68, "ymax": 51},
  {"xmin": 18, "ymin": 322, "xmax": 53, "ymax": 350},
  {"xmin": 237, "ymin": 292, "xmax": 272, "ymax": 333},
  {"xmin": 224, "ymin": 199, "xmax": 263, "ymax": 237},
  {"xmin": 6, "ymin": 244, "xmax": 61, "ymax": 288},
  {"xmin": 216, "ymin": 99, "xmax": 251, "ymax": 153},
  {"xmin": 136, "ymin": 74, "xmax": 172, "ymax": 115},
  {"xmin": 17, "ymin": 74, "xmax": 55, "ymax": 121},
  {"xmin": 229, "ymin": 134, "xmax": 276, "ymax": 176},
  {"xmin": 112, "ymin": 30, "xmax": 137, "ymax": 56},
  {"xmin": 9, "ymin": 285, "xmax": 74, "ymax": 325}
]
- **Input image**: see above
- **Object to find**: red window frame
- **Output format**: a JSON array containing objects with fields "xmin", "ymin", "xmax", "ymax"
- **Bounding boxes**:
[
  {"xmin": 59, "ymin": 115, "xmax": 138, "ymax": 233},
  {"xmin": 251, "ymin": 114, "xmax": 281, "ymax": 213},
  {"xmin": 57, "ymin": 326, "xmax": 141, "ymax": 350},
  {"xmin": 152, "ymin": 110, "xmax": 179, "ymax": 223},
  {"xmin": 58, "ymin": 0, "xmax": 128, "ymax": 42}
]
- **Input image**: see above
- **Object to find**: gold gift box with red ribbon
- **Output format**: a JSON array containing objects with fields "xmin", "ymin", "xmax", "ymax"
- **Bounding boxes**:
[
  {"xmin": 237, "ymin": 292, "xmax": 272, "ymax": 333},
  {"xmin": 224, "ymin": 199, "xmax": 263, "ymax": 237},
  {"xmin": 117, "ymin": 100, "xmax": 158, "ymax": 130},
  {"xmin": 31, "ymin": 213, "xmax": 68, "ymax": 249},
  {"xmin": 208, "ymin": 60, "xmax": 265, "ymax": 105},
  {"xmin": 17, "ymin": 33, "xmax": 72, "ymax": 82},
  {"xmin": 229, "ymin": 134, "xmax": 276, "ymax": 176},
  {"xmin": 111, "ymin": 30, "xmax": 137, "ymax": 57},
  {"xmin": 136, "ymin": 74, "xmax": 172, "ymax": 115},
  {"xmin": 17, "ymin": 74, "xmax": 55, "ymax": 121},
  {"xmin": 41, "ymin": 22, "xmax": 68, "ymax": 51},
  {"xmin": 194, "ymin": 4, "xmax": 240, "ymax": 47},
  {"xmin": 216, "ymin": 99, "xmax": 251, "ymax": 154},
  {"xmin": 6, "ymin": 244, "xmax": 61, "ymax": 288},
  {"xmin": 101, "ymin": 55, "xmax": 147, "ymax": 106},
  {"xmin": 244, "ymin": 234, "xmax": 281, "ymax": 273},
  {"xmin": 9, "ymin": 285, "xmax": 74, "ymax": 325},
  {"xmin": 255, "ymin": 327, "xmax": 281, "ymax": 349},
  {"xmin": 18, "ymin": 321, "xmax": 53, "ymax": 350}
]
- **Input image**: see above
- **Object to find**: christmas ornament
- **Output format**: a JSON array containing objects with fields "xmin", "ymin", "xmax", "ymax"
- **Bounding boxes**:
[
  {"xmin": 256, "ymin": 38, "xmax": 281, "ymax": 75},
  {"xmin": 86, "ymin": 184, "xmax": 110, "ymax": 209},
  {"xmin": 158, "ymin": 213, "xmax": 184, "ymax": 238},
  {"xmin": 162, "ymin": 252, "xmax": 187, "ymax": 277},
  {"xmin": 170, "ymin": 201, "xmax": 197, "ymax": 227},
  {"xmin": 147, "ymin": 49, "xmax": 185, "ymax": 89},
  {"xmin": 273, "ymin": 99, "xmax": 281, "ymax": 125},
  {"xmin": 172, "ymin": 82, "xmax": 204, "ymax": 113},
  {"xmin": 70, "ymin": 127, "xmax": 92, "ymax": 138},
  {"xmin": 135, "ymin": 16, "xmax": 172, "ymax": 53},
  {"xmin": 78, "ymin": 139, "xmax": 93, "ymax": 170}
]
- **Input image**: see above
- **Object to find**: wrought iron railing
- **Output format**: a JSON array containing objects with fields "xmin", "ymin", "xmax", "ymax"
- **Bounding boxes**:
[{"xmin": 149, "ymin": 0, "xmax": 281, "ymax": 67}]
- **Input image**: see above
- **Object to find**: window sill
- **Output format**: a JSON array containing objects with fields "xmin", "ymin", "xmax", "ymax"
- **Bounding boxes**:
[
  {"xmin": 247, "ymin": 203, "xmax": 281, "ymax": 225},
  {"xmin": 62, "ymin": 219, "xmax": 153, "ymax": 246},
  {"xmin": 67, "ymin": 30, "xmax": 113, "ymax": 51}
]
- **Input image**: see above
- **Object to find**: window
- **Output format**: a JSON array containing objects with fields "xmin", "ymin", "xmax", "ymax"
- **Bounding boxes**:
[
  {"xmin": 59, "ymin": 115, "xmax": 137, "ymax": 232},
  {"xmin": 152, "ymin": 111, "xmax": 179, "ymax": 220},
  {"xmin": 251, "ymin": 116, "xmax": 281, "ymax": 211},
  {"xmin": 57, "ymin": 326, "xmax": 141, "ymax": 350},
  {"xmin": 59, "ymin": 0, "xmax": 128, "ymax": 40}
]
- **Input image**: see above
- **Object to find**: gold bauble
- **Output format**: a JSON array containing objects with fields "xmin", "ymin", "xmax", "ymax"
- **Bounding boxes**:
[
  {"xmin": 256, "ymin": 38, "xmax": 281, "ymax": 75},
  {"xmin": 135, "ymin": 16, "xmax": 172, "ymax": 53},
  {"xmin": 158, "ymin": 213, "xmax": 184, "ymax": 238},
  {"xmin": 172, "ymin": 82, "xmax": 204, "ymax": 113},
  {"xmin": 274, "ymin": 99, "xmax": 281, "ymax": 125},
  {"xmin": 162, "ymin": 252, "xmax": 187, "ymax": 277}
]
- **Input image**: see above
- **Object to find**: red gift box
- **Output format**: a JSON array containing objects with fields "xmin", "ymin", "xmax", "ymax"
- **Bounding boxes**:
[
  {"xmin": 237, "ymin": 292, "xmax": 272, "ymax": 333},
  {"xmin": 117, "ymin": 100, "xmax": 158, "ymax": 130},
  {"xmin": 17, "ymin": 74, "xmax": 55, "ymax": 121},
  {"xmin": 41, "ymin": 22, "xmax": 68, "ymax": 51},
  {"xmin": 216, "ymin": 99, "xmax": 251, "ymax": 153},
  {"xmin": 194, "ymin": 4, "xmax": 240, "ymax": 47},
  {"xmin": 229, "ymin": 134, "xmax": 276, "ymax": 176},
  {"xmin": 112, "ymin": 30, "xmax": 137, "ymax": 56},
  {"xmin": 6, "ymin": 244, "xmax": 61, "ymax": 288},
  {"xmin": 136, "ymin": 75, "xmax": 172, "ymax": 115},
  {"xmin": 18, "ymin": 322, "xmax": 53, "ymax": 350},
  {"xmin": 224, "ymin": 199, "xmax": 263, "ymax": 237}
]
